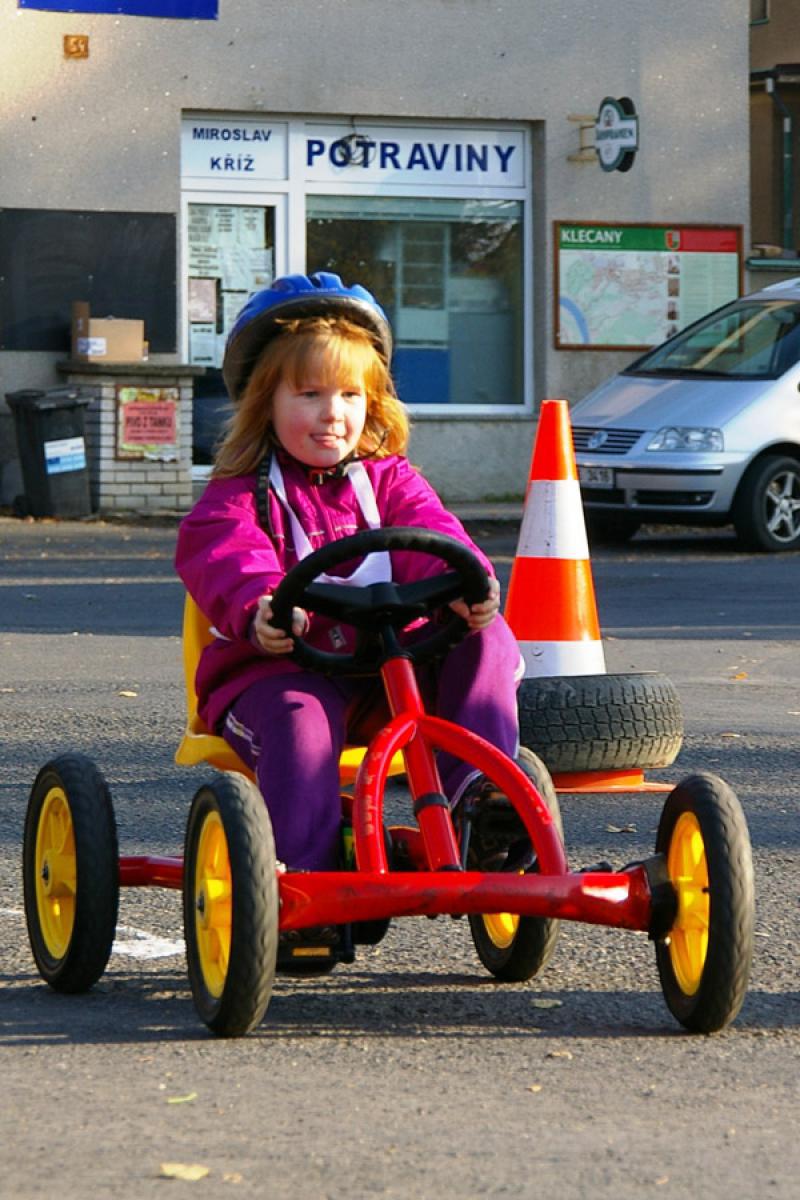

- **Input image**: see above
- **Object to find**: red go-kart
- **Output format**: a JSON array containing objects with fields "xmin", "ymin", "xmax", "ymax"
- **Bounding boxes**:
[{"xmin": 23, "ymin": 529, "xmax": 755, "ymax": 1037}]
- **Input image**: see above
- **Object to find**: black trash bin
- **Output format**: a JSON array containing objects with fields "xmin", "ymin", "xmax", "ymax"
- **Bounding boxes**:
[{"xmin": 6, "ymin": 387, "xmax": 94, "ymax": 518}]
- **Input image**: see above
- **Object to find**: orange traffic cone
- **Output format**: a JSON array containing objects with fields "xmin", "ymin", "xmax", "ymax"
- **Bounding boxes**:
[{"xmin": 504, "ymin": 398, "xmax": 606, "ymax": 679}]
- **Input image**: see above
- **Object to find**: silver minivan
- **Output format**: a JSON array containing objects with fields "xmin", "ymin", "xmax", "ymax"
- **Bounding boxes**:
[{"xmin": 572, "ymin": 277, "xmax": 800, "ymax": 551}]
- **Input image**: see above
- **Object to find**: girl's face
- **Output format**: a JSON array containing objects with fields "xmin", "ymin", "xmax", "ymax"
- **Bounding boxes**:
[{"xmin": 271, "ymin": 372, "xmax": 368, "ymax": 469}]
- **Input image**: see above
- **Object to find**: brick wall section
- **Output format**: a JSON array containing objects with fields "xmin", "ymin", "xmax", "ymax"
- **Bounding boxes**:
[{"xmin": 59, "ymin": 364, "xmax": 203, "ymax": 515}]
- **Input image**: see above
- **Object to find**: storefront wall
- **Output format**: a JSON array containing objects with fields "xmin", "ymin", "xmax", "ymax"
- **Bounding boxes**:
[{"xmin": 0, "ymin": 0, "xmax": 749, "ymax": 504}]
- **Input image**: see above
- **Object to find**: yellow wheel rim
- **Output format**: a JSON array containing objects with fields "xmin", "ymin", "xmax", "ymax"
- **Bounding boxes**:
[
  {"xmin": 193, "ymin": 811, "xmax": 232, "ymax": 999},
  {"xmin": 35, "ymin": 786, "xmax": 77, "ymax": 960},
  {"xmin": 666, "ymin": 811, "xmax": 710, "ymax": 995},
  {"xmin": 482, "ymin": 912, "xmax": 520, "ymax": 949}
]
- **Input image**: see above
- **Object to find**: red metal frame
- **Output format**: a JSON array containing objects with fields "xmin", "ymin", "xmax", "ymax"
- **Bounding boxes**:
[{"xmin": 118, "ymin": 653, "xmax": 665, "ymax": 936}]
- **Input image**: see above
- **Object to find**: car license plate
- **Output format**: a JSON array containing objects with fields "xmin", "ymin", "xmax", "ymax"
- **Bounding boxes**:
[{"xmin": 578, "ymin": 465, "xmax": 615, "ymax": 489}]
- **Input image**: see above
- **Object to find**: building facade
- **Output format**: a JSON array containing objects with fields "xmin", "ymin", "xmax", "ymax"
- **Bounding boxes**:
[{"xmin": 0, "ymin": 1, "xmax": 751, "ymax": 506}]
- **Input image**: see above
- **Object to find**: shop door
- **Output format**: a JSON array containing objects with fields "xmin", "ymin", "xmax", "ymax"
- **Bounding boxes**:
[{"xmin": 185, "ymin": 198, "xmax": 284, "ymax": 464}]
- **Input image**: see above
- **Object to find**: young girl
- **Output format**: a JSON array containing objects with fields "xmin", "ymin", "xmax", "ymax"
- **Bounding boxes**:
[{"xmin": 175, "ymin": 272, "xmax": 521, "ymax": 874}]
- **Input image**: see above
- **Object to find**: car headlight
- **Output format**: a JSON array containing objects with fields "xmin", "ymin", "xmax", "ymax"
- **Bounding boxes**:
[{"xmin": 647, "ymin": 426, "xmax": 724, "ymax": 452}]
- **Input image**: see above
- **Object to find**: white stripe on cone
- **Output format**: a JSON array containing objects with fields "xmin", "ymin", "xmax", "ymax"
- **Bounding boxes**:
[
  {"xmin": 518, "ymin": 638, "xmax": 606, "ymax": 679},
  {"xmin": 518, "ymin": 480, "xmax": 590, "ymax": 559}
]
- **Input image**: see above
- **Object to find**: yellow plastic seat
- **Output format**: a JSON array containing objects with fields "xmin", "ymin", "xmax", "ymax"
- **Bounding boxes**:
[{"xmin": 175, "ymin": 594, "xmax": 403, "ymax": 784}]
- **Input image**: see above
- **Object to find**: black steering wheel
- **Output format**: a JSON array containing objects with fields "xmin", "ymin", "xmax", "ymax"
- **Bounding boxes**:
[{"xmin": 269, "ymin": 527, "xmax": 491, "ymax": 675}]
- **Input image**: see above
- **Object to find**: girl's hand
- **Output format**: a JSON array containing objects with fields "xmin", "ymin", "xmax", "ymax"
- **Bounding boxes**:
[
  {"xmin": 449, "ymin": 577, "xmax": 501, "ymax": 631},
  {"xmin": 252, "ymin": 594, "xmax": 309, "ymax": 655}
]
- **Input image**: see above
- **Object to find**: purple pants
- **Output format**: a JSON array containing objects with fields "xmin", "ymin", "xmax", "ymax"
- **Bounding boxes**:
[{"xmin": 222, "ymin": 616, "xmax": 521, "ymax": 869}]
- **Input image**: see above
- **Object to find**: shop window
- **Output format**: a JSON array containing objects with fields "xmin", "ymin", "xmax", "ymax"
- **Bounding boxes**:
[{"xmin": 306, "ymin": 195, "xmax": 524, "ymax": 408}]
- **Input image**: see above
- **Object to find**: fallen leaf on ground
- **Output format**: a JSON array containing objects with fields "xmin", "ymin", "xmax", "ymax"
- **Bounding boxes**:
[
  {"xmin": 720, "ymin": 732, "xmax": 741, "ymax": 739},
  {"xmin": 546, "ymin": 1049, "xmax": 573, "ymax": 1060},
  {"xmin": 526, "ymin": 1084, "xmax": 543, "ymax": 1093},
  {"xmin": 167, "ymin": 1092, "xmax": 198, "ymax": 1105},
  {"xmin": 530, "ymin": 998, "xmax": 562, "ymax": 1009},
  {"xmin": 159, "ymin": 1163, "xmax": 209, "ymax": 1181},
  {"xmin": 732, "ymin": 672, "xmax": 748, "ymax": 681},
  {"xmin": 606, "ymin": 823, "xmax": 637, "ymax": 834},
  {"xmin": 118, "ymin": 690, "xmax": 138, "ymax": 697}
]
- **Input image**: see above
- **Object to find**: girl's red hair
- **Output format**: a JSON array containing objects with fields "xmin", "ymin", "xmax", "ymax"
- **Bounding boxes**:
[{"xmin": 213, "ymin": 316, "xmax": 409, "ymax": 478}]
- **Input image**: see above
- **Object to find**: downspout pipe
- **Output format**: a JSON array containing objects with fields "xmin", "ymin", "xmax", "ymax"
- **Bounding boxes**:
[{"xmin": 765, "ymin": 75, "xmax": 794, "ymax": 250}]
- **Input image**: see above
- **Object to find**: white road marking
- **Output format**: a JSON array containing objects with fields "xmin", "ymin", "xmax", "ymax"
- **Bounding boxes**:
[
  {"xmin": 112, "ymin": 925, "xmax": 185, "ymax": 960},
  {"xmin": 0, "ymin": 908, "xmax": 184, "ymax": 960}
]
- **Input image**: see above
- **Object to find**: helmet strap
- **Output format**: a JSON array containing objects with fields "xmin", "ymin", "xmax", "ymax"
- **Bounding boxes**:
[{"xmin": 255, "ymin": 450, "xmax": 274, "ymax": 536}]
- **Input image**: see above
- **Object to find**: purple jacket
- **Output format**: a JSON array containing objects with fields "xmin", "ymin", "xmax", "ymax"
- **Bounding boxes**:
[{"xmin": 175, "ymin": 452, "xmax": 496, "ymax": 730}]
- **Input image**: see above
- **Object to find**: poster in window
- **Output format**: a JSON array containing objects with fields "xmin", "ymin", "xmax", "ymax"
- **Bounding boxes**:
[
  {"xmin": 189, "ymin": 324, "xmax": 217, "ymax": 366},
  {"xmin": 188, "ymin": 278, "xmax": 217, "ymax": 324}
]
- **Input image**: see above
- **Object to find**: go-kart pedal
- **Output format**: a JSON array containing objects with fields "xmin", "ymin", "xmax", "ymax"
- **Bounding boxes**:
[{"xmin": 277, "ymin": 924, "xmax": 355, "ymax": 973}]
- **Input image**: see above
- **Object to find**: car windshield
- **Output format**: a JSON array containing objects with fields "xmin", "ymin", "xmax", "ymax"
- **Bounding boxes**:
[{"xmin": 624, "ymin": 299, "xmax": 800, "ymax": 380}]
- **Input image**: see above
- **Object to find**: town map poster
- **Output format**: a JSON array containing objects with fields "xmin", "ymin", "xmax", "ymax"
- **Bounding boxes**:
[{"xmin": 555, "ymin": 222, "xmax": 743, "ymax": 350}]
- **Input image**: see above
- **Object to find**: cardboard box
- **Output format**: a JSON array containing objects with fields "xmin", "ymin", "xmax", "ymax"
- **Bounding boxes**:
[{"xmin": 71, "ymin": 301, "xmax": 145, "ymax": 363}]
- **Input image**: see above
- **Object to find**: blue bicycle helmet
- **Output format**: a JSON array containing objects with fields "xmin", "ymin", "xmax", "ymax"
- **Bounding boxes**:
[{"xmin": 222, "ymin": 272, "xmax": 393, "ymax": 402}]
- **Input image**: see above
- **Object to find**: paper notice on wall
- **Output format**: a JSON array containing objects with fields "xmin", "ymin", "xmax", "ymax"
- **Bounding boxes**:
[
  {"xmin": 219, "ymin": 247, "xmax": 255, "ymax": 292},
  {"xmin": 188, "ymin": 244, "xmax": 222, "ymax": 276},
  {"xmin": 237, "ymin": 207, "xmax": 267, "ymax": 247},
  {"xmin": 189, "ymin": 322, "xmax": 218, "ymax": 366},
  {"xmin": 222, "ymin": 291, "xmax": 248, "ymax": 333},
  {"xmin": 250, "ymin": 247, "xmax": 274, "ymax": 288},
  {"xmin": 188, "ymin": 278, "xmax": 217, "ymax": 323},
  {"xmin": 211, "ymin": 205, "xmax": 238, "ymax": 246},
  {"xmin": 117, "ymin": 386, "xmax": 179, "ymax": 461},
  {"xmin": 218, "ymin": 247, "xmax": 273, "ymax": 292},
  {"xmin": 188, "ymin": 207, "xmax": 215, "ymax": 241}
]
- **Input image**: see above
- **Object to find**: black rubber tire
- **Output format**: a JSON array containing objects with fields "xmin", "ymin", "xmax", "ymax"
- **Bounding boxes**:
[
  {"xmin": 183, "ymin": 774, "xmax": 279, "ymax": 1037},
  {"xmin": 468, "ymin": 747, "xmax": 563, "ymax": 983},
  {"xmin": 732, "ymin": 454, "xmax": 800, "ymax": 552},
  {"xmin": 23, "ymin": 753, "xmax": 119, "ymax": 993},
  {"xmin": 655, "ymin": 773, "xmax": 754, "ymax": 1033},
  {"xmin": 585, "ymin": 512, "xmax": 641, "ymax": 545},
  {"xmin": 517, "ymin": 672, "xmax": 683, "ymax": 773}
]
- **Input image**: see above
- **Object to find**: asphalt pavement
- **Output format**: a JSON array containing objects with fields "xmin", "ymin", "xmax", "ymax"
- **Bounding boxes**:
[{"xmin": 0, "ymin": 512, "xmax": 798, "ymax": 1200}]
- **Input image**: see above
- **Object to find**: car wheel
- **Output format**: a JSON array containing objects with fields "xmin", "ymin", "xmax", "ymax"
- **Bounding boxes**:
[
  {"xmin": 518, "ymin": 672, "xmax": 683, "ymax": 774},
  {"xmin": 585, "ymin": 513, "xmax": 641, "ymax": 545},
  {"xmin": 732, "ymin": 454, "xmax": 800, "ymax": 552}
]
